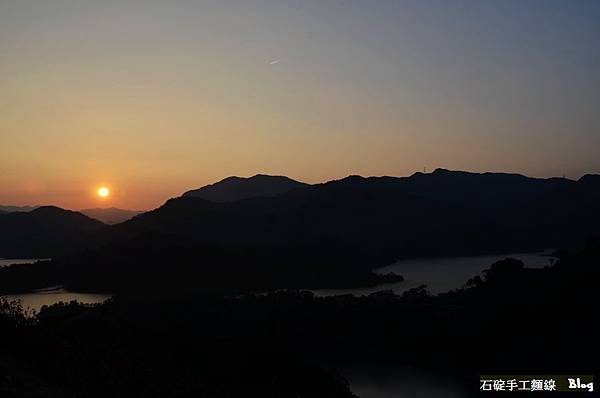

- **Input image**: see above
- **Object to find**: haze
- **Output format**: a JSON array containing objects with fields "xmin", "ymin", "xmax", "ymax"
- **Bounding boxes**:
[{"xmin": 1, "ymin": 0, "xmax": 599, "ymax": 210}]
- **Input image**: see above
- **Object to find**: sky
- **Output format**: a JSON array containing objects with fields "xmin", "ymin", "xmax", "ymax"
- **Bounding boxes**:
[{"xmin": 1, "ymin": 0, "xmax": 599, "ymax": 210}]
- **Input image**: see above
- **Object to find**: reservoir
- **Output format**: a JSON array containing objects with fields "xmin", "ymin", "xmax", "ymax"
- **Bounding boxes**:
[{"xmin": 312, "ymin": 251, "xmax": 556, "ymax": 297}]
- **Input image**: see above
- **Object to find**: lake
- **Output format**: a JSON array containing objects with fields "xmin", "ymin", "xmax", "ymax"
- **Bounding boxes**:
[
  {"xmin": 4, "ymin": 286, "xmax": 111, "ymax": 313},
  {"xmin": 2, "ymin": 251, "xmax": 556, "ymax": 313},
  {"xmin": 312, "ymin": 250, "xmax": 556, "ymax": 297},
  {"xmin": 0, "ymin": 258, "xmax": 50, "ymax": 268},
  {"xmin": 1, "ymin": 258, "xmax": 111, "ymax": 312}
]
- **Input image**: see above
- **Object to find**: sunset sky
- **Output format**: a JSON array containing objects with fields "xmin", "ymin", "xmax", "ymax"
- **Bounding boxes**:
[{"xmin": 1, "ymin": 0, "xmax": 599, "ymax": 210}]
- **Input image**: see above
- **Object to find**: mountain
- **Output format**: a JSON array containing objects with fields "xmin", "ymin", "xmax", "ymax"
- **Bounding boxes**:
[
  {"xmin": 132, "ymin": 169, "xmax": 597, "ymax": 256},
  {"xmin": 0, "ymin": 206, "xmax": 105, "ymax": 258},
  {"xmin": 182, "ymin": 174, "xmax": 310, "ymax": 202},
  {"xmin": 0, "ymin": 205, "xmax": 39, "ymax": 213},
  {"xmin": 80, "ymin": 208, "xmax": 144, "ymax": 225},
  {"xmin": 2, "ymin": 169, "xmax": 599, "ymax": 293}
]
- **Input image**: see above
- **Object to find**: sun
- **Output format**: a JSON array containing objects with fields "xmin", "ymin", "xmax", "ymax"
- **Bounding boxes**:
[{"xmin": 97, "ymin": 187, "xmax": 110, "ymax": 198}]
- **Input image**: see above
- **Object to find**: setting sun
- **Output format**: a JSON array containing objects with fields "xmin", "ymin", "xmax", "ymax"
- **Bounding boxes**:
[{"xmin": 97, "ymin": 187, "xmax": 110, "ymax": 198}]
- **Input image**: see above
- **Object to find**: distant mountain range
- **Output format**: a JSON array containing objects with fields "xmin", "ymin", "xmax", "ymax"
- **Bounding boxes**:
[
  {"xmin": 1, "ymin": 169, "xmax": 599, "ymax": 293},
  {"xmin": 0, "ymin": 205, "xmax": 143, "ymax": 225},
  {"xmin": 0, "ymin": 205, "xmax": 40, "ymax": 213},
  {"xmin": 80, "ymin": 208, "xmax": 144, "ymax": 225},
  {"xmin": 183, "ymin": 174, "xmax": 309, "ymax": 202}
]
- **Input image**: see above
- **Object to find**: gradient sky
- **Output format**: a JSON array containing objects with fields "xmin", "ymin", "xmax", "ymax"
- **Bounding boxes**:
[{"xmin": 1, "ymin": 0, "xmax": 599, "ymax": 210}]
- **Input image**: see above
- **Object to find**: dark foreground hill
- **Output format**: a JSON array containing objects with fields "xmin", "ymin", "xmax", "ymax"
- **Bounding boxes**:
[
  {"xmin": 0, "ymin": 207, "xmax": 105, "ymax": 258},
  {"xmin": 1, "ymin": 240, "xmax": 598, "ymax": 397},
  {"xmin": 183, "ymin": 174, "xmax": 310, "ymax": 202}
]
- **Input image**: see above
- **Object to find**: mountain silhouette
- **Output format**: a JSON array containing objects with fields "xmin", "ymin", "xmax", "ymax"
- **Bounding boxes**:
[
  {"xmin": 108, "ymin": 170, "xmax": 600, "ymax": 260},
  {"xmin": 402, "ymin": 168, "xmax": 573, "ymax": 207},
  {"xmin": 2, "ymin": 169, "xmax": 599, "ymax": 293},
  {"xmin": 0, "ymin": 206, "xmax": 105, "ymax": 258},
  {"xmin": 80, "ymin": 207, "xmax": 144, "ymax": 225},
  {"xmin": 182, "ymin": 174, "xmax": 309, "ymax": 202}
]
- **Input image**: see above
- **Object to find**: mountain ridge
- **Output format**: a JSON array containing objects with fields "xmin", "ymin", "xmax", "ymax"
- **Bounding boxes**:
[
  {"xmin": 2, "ymin": 169, "xmax": 599, "ymax": 293},
  {"xmin": 182, "ymin": 174, "xmax": 310, "ymax": 202}
]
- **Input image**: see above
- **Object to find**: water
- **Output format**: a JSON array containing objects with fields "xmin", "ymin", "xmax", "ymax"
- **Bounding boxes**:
[
  {"xmin": 2, "ymin": 258, "xmax": 111, "ymax": 312},
  {"xmin": 3, "ymin": 252, "xmax": 556, "ymax": 310},
  {"xmin": 0, "ymin": 258, "xmax": 50, "ymax": 267},
  {"xmin": 5, "ymin": 286, "xmax": 111, "ymax": 313},
  {"xmin": 312, "ymin": 251, "xmax": 556, "ymax": 297}
]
